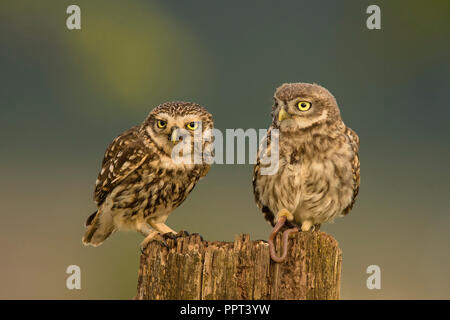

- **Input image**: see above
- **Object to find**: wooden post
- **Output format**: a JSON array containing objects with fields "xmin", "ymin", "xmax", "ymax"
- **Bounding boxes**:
[{"xmin": 136, "ymin": 231, "xmax": 342, "ymax": 300}]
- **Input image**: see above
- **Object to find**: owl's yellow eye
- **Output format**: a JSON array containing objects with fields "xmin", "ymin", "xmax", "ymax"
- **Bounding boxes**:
[
  {"xmin": 186, "ymin": 122, "xmax": 199, "ymax": 130},
  {"xmin": 157, "ymin": 120, "xmax": 167, "ymax": 129},
  {"xmin": 297, "ymin": 101, "xmax": 311, "ymax": 111}
]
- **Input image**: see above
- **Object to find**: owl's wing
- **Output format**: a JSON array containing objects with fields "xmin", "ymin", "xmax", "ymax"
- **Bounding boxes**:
[
  {"xmin": 94, "ymin": 127, "xmax": 148, "ymax": 205},
  {"xmin": 252, "ymin": 128, "xmax": 269, "ymax": 209},
  {"xmin": 343, "ymin": 126, "xmax": 360, "ymax": 215},
  {"xmin": 252, "ymin": 128, "xmax": 277, "ymax": 226},
  {"xmin": 252, "ymin": 156, "xmax": 263, "ymax": 208}
]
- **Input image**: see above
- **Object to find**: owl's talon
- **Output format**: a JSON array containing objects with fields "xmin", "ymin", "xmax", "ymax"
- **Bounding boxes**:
[
  {"xmin": 176, "ymin": 230, "xmax": 190, "ymax": 238},
  {"xmin": 301, "ymin": 220, "xmax": 314, "ymax": 232},
  {"xmin": 190, "ymin": 233, "xmax": 204, "ymax": 241},
  {"xmin": 155, "ymin": 240, "xmax": 169, "ymax": 248},
  {"xmin": 140, "ymin": 239, "xmax": 169, "ymax": 253},
  {"xmin": 140, "ymin": 238, "xmax": 151, "ymax": 254},
  {"xmin": 277, "ymin": 208, "xmax": 294, "ymax": 222},
  {"xmin": 162, "ymin": 232, "xmax": 177, "ymax": 240},
  {"xmin": 140, "ymin": 232, "xmax": 168, "ymax": 253}
]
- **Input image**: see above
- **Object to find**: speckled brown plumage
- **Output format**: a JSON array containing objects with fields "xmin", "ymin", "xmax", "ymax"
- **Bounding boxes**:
[
  {"xmin": 253, "ymin": 83, "xmax": 360, "ymax": 232},
  {"xmin": 83, "ymin": 101, "xmax": 214, "ymax": 248}
]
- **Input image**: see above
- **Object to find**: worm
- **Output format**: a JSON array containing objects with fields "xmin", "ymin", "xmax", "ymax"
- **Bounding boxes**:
[{"xmin": 268, "ymin": 216, "xmax": 299, "ymax": 263}]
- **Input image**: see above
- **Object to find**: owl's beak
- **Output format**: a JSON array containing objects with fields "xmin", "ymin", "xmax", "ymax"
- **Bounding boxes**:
[
  {"xmin": 278, "ymin": 107, "xmax": 291, "ymax": 122},
  {"xmin": 171, "ymin": 127, "xmax": 180, "ymax": 144}
]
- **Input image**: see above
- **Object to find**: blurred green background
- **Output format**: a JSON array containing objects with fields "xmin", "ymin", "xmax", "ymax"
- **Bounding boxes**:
[{"xmin": 0, "ymin": 0, "xmax": 449, "ymax": 299}]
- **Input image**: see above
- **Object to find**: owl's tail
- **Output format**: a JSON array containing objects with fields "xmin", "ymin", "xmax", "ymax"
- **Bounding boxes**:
[{"xmin": 82, "ymin": 210, "xmax": 115, "ymax": 247}]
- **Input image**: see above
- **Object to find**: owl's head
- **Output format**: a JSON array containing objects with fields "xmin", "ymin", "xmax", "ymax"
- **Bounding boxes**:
[
  {"xmin": 272, "ymin": 83, "xmax": 341, "ymax": 132},
  {"xmin": 141, "ymin": 101, "xmax": 214, "ymax": 158}
]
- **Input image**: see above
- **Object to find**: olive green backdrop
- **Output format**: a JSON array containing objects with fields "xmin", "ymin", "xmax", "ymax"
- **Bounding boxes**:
[{"xmin": 0, "ymin": 0, "xmax": 449, "ymax": 299}]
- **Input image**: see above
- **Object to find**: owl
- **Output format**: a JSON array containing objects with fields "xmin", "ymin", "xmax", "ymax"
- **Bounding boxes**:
[
  {"xmin": 82, "ymin": 101, "xmax": 214, "ymax": 250},
  {"xmin": 253, "ymin": 83, "xmax": 360, "ymax": 262}
]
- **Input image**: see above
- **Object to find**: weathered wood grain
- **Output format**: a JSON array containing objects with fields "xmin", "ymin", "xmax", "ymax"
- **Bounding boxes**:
[{"xmin": 136, "ymin": 231, "xmax": 342, "ymax": 300}]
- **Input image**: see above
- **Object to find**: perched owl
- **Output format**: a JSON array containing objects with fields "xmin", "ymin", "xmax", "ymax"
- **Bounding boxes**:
[
  {"xmin": 253, "ymin": 83, "xmax": 360, "ymax": 262},
  {"xmin": 82, "ymin": 101, "xmax": 214, "ymax": 250}
]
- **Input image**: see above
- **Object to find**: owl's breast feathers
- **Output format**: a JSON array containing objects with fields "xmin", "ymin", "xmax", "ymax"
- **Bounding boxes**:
[
  {"xmin": 342, "ymin": 126, "xmax": 360, "ymax": 214},
  {"xmin": 253, "ymin": 122, "xmax": 360, "ymax": 225}
]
